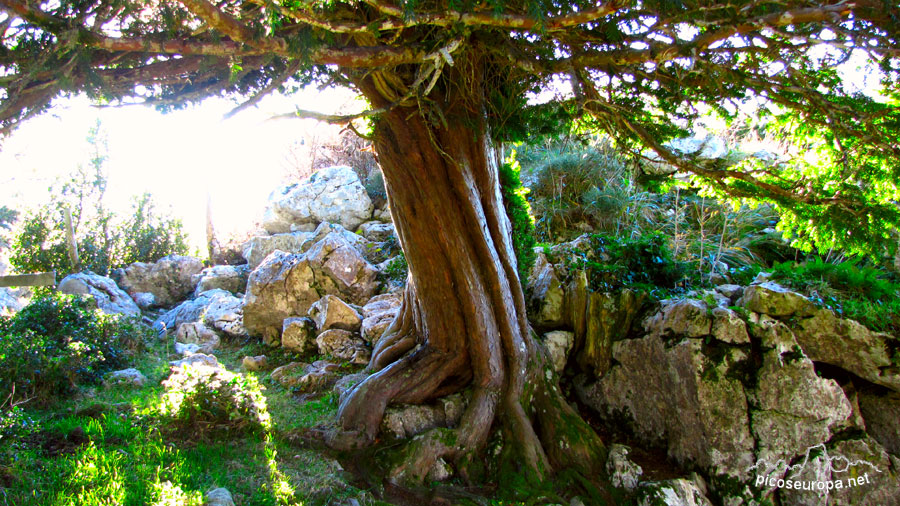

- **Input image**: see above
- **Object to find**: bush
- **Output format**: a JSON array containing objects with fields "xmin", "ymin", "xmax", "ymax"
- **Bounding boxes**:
[
  {"xmin": 499, "ymin": 160, "xmax": 537, "ymax": 286},
  {"xmin": 9, "ymin": 123, "xmax": 189, "ymax": 277},
  {"xmin": 770, "ymin": 257, "xmax": 900, "ymax": 332},
  {"xmin": 0, "ymin": 292, "xmax": 145, "ymax": 404},
  {"xmin": 555, "ymin": 232, "xmax": 688, "ymax": 295},
  {"xmin": 526, "ymin": 143, "xmax": 638, "ymax": 242},
  {"xmin": 159, "ymin": 364, "xmax": 271, "ymax": 436}
]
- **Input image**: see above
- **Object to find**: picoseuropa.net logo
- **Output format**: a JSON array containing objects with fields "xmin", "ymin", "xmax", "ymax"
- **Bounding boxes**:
[{"xmin": 748, "ymin": 443, "xmax": 882, "ymax": 495}]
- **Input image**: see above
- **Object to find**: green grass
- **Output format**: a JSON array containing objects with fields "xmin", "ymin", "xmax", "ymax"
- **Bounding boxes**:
[{"xmin": 0, "ymin": 337, "xmax": 387, "ymax": 506}]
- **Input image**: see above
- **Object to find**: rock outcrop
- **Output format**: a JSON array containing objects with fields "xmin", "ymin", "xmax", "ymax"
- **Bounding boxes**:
[
  {"xmin": 114, "ymin": 255, "xmax": 204, "ymax": 307},
  {"xmin": 58, "ymin": 272, "xmax": 140, "ymax": 316},
  {"xmin": 192, "ymin": 264, "xmax": 249, "ymax": 296},
  {"xmin": 242, "ymin": 230, "xmax": 378, "ymax": 341},
  {"xmin": 156, "ymin": 289, "xmax": 246, "ymax": 338},
  {"xmin": 262, "ymin": 166, "xmax": 374, "ymax": 233}
]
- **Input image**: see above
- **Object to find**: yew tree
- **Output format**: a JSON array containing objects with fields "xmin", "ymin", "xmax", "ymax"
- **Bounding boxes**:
[{"xmin": 2, "ymin": 0, "xmax": 899, "ymax": 499}]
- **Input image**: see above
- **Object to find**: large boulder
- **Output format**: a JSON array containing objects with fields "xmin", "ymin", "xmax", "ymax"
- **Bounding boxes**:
[
  {"xmin": 113, "ymin": 255, "xmax": 204, "ymax": 307},
  {"xmin": 242, "ymin": 231, "xmax": 378, "ymax": 341},
  {"xmin": 308, "ymin": 294, "xmax": 362, "ymax": 332},
  {"xmin": 242, "ymin": 250, "xmax": 321, "ymax": 343},
  {"xmin": 356, "ymin": 221, "xmax": 394, "ymax": 242},
  {"xmin": 792, "ymin": 308, "xmax": 900, "ymax": 391},
  {"xmin": 858, "ymin": 389, "xmax": 900, "ymax": 456},
  {"xmin": 281, "ymin": 317, "xmax": 317, "ymax": 352},
  {"xmin": 738, "ymin": 282, "xmax": 814, "ymax": 318},
  {"xmin": 575, "ymin": 334, "xmax": 756, "ymax": 479},
  {"xmin": 192, "ymin": 264, "xmax": 249, "ymax": 296},
  {"xmin": 316, "ymin": 329, "xmax": 370, "ymax": 365},
  {"xmin": 58, "ymin": 272, "xmax": 140, "ymax": 316},
  {"xmin": 773, "ymin": 436, "xmax": 900, "ymax": 506},
  {"xmin": 156, "ymin": 289, "xmax": 246, "ymax": 338},
  {"xmin": 242, "ymin": 231, "xmax": 312, "ymax": 270},
  {"xmin": 262, "ymin": 166, "xmax": 374, "ymax": 233}
]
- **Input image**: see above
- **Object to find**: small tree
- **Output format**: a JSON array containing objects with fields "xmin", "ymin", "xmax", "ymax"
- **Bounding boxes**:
[{"xmin": 10, "ymin": 124, "xmax": 189, "ymax": 277}]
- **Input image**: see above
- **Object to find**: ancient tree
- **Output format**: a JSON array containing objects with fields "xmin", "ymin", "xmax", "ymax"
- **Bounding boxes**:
[{"xmin": 2, "ymin": 0, "xmax": 898, "ymax": 498}]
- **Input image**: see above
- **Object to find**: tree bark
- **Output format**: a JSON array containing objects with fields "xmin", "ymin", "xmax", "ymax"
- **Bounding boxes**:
[{"xmin": 326, "ymin": 64, "xmax": 607, "ymax": 495}]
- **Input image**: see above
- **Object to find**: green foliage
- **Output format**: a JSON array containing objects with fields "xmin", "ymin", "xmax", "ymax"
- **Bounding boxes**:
[
  {"xmin": 769, "ymin": 257, "xmax": 900, "ymax": 332},
  {"xmin": 0, "ymin": 292, "xmax": 145, "ymax": 405},
  {"xmin": 159, "ymin": 364, "xmax": 271, "ymax": 436},
  {"xmin": 556, "ymin": 232, "xmax": 688, "ymax": 294},
  {"xmin": 9, "ymin": 123, "xmax": 189, "ymax": 277},
  {"xmin": 498, "ymin": 157, "xmax": 536, "ymax": 286},
  {"xmin": 526, "ymin": 142, "xmax": 636, "ymax": 242},
  {"xmin": 383, "ymin": 252, "xmax": 408, "ymax": 285}
]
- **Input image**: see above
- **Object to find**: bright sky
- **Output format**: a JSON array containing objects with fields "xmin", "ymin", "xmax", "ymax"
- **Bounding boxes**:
[{"xmin": 0, "ymin": 87, "xmax": 360, "ymax": 254}]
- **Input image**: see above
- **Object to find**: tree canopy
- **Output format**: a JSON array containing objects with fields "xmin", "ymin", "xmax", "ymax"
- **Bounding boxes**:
[{"xmin": 2, "ymin": 0, "xmax": 898, "ymax": 256}]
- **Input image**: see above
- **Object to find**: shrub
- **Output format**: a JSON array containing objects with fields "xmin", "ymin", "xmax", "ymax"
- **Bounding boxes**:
[
  {"xmin": 557, "ymin": 232, "xmax": 688, "ymax": 295},
  {"xmin": 159, "ymin": 364, "xmax": 271, "ymax": 436},
  {"xmin": 0, "ymin": 292, "xmax": 145, "ymax": 404},
  {"xmin": 383, "ymin": 252, "xmax": 408, "ymax": 285},
  {"xmin": 526, "ymin": 143, "xmax": 636, "ymax": 241},
  {"xmin": 769, "ymin": 257, "xmax": 900, "ymax": 332},
  {"xmin": 9, "ymin": 123, "xmax": 189, "ymax": 277},
  {"xmin": 499, "ymin": 159, "xmax": 537, "ymax": 286}
]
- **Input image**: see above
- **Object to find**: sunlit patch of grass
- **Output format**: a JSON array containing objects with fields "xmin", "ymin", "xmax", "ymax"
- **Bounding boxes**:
[{"xmin": 0, "ymin": 336, "xmax": 388, "ymax": 506}]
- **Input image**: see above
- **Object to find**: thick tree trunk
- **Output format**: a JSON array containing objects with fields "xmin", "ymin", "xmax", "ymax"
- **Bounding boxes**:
[{"xmin": 325, "ymin": 66, "xmax": 607, "ymax": 496}]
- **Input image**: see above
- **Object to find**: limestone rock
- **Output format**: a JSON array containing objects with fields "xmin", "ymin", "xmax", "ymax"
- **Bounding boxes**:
[
  {"xmin": 738, "ymin": 282, "xmax": 813, "ymax": 318},
  {"xmin": 793, "ymin": 308, "xmax": 900, "ymax": 391},
  {"xmin": 242, "ymin": 250, "xmax": 321, "ymax": 342},
  {"xmin": 281, "ymin": 317, "xmax": 316, "ymax": 352},
  {"xmin": 174, "ymin": 322, "xmax": 220, "ymax": 354},
  {"xmin": 304, "ymin": 230, "xmax": 378, "ymax": 305},
  {"xmin": 169, "ymin": 353, "xmax": 218, "ymax": 369},
  {"xmin": 103, "ymin": 368, "xmax": 147, "ymax": 388},
  {"xmin": 607, "ymin": 444, "xmax": 643, "ymax": 491},
  {"xmin": 192, "ymin": 264, "xmax": 249, "ymax": 296},
  {"xmin": 113, "ymin": 255, "xmax": 204, "ymax": 307},
  {"xmin": 270, "ymin": 362, "xmax": 307, "ymax": 388},
  {"xmin": 308, "ymin": 295, "xmax": 362, "ymax": 332},
  {"xmin": 316, "ymin": 329, "xmax": 370, "ymax": 365},
  {"xmin": 333, "ymin": 372, "xmax": 369, "ymax": 399},
  {"xmin": 204, "ymin": 488, "xmax": 235, "ymax": 506},
  {"xmin": 527, "ymin": 254, "xmax": 566, "ymax": 328},
  {"xmin": 381, "ymin": 394, "xmax": 467, "ymax": 439},
  {"xmin": 270, "ymin": 360, "xmax": 340, "ymax": 392},
  {"xmin": 58, "ymin": 272, "xmax": 140, "ymax": 317},
  {"xmin": 356, "ymin": 221, "xmax": 394, "ymax": 242},
  {"xmin": 132, "ymin": 292, "xmax": 156, "ymax": 310},
  {"xmin": 858, "ymin": 390, "xmax": 900, "ymax": 456},
  {"xmin": 576, "ymin": 334, "xmax": 755, "ymax": 479},
  {"xmin": 636, "ymin": 478, "xmax": 714, "ymax": 506},
  {"xmin": 0, "ymin": 287, "xmax": 27, "ymax": 315},
  {"xmin": 711, "ymin": 307, "xmax": 750, "ymax": 345},
  {"xmin": 577, "ymin": 289, "xmax": 646, "ymax": 377},
  {"xmin": 543, "ymin": 330, "xmax": 574, "ymax": 373},
  {"xmin": 644, "ymin": 299, "xmax": 712, "ymax": 339},
  {"xmin": 242, "ymin": 355, "xmax": 269, "ymax": 371},
  {"xmin": 262, "ymin": 166, "xmax": 374, "ymax": 233},
  {"xmin": 776, "ymin": 437, "xmax": 900, "ymax": 506},
  {"xmin": 241, "ymin": 231, "xmax": 312, "ymax": 270},
  {"xmin": 750, "ymin": 345, "xmax": 852, "ymax": 470},
  {"xmin": 715, "ymin": 284, "xmax": 744, "ymax": 301},
  {"xmin": 361, "ymin": 293, "xmax": 402, "ymax": 344},
  {"xmin": 157, "ymin": 289, "xmax": 245, "ymax": 338}
]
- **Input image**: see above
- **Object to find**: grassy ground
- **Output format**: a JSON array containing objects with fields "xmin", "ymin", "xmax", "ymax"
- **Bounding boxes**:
[{"xmin": 0, "ymin": 337, "xmax": 388, "ymax": 506}]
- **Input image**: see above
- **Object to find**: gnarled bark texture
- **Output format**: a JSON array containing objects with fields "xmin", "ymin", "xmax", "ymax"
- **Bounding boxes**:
[{"xmin": 328, "ymin": 62, "xmax": 607, "ymax": 495}]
